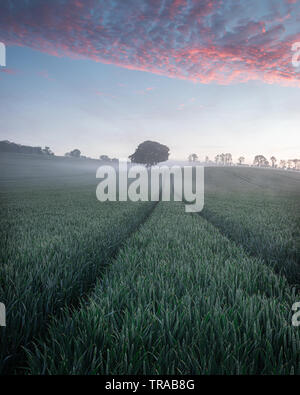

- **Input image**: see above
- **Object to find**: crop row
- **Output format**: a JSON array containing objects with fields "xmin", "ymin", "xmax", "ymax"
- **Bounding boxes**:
[
  {"xmin": 0, "ymin": 187, "xmax": 154, "ymax": 373},
  {"xmin": 27, "ymin": 202, "xmax": 300, "ymax": 374},
  {"xmin": 202, "ymin": 168, "xmax": 300, "ymax": 288}
]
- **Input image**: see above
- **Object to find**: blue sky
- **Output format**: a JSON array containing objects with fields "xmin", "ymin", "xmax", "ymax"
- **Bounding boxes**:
[{"xmin": 0, "ymin": 0, "xmax": 299, "ymax": 163}]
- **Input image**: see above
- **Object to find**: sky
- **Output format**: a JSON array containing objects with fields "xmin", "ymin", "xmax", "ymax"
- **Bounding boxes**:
[{"xmin": 0, "ymin": 0, "xmax": 299, "ymax": 164}]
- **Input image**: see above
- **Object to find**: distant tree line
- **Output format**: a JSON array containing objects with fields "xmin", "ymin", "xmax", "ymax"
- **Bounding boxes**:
[
  {"xmin": 214, "ymin": 153, "xmax": 233, "ymax": 166},
  {"xmin": 0, "ymin": 140, "xmax": 54, "ymax": 155},
  {"xmin": 0, "ymin": 141, "xmax": 121, "ymax": 163},
  {"xmin": 64, "ymin": 150, "xmax": 119, "ymax": 162},
  {"xmin": 188, "ymin": 151, "xmax": 300, "ymax": 171},
  {"xmin": 1, "ymin": 140, "xmax": 298, "ymax": 171},
  {"xmin": 253, "ymin": 155, "xmax": 300, "ymax": 170},
  {"xmin": 99, "ymin": 155, "xmax": 119, "ymax": 163},
  {"xmin": 188, "ymin": 153, "xmax": 233, "ymax": 166}
]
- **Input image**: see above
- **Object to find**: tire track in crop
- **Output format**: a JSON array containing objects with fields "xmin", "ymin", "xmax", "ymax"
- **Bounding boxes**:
[
  {"xmin": 223, "ymin": 168, "xmax": 300, "ymax": 193},
  {"xmin": 24, "ymin": 201, "xmax": 161, "ymax": 370},
  {"xmin": 25, "ymin": 202, "xmax": 300, "ymax": 375},
  {"xmin": 2, "ymin": 201, "xmax": 159, "ymax": 375},
  {"xmin": 221, "ymin": 169, "xmax": 270, "ymax": 190},
  {"xmin": 199, "ymin": 210, "xmax": 300, "ymax": 290}
]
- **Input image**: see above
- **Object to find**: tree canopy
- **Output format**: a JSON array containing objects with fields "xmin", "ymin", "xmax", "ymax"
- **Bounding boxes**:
[
  {"xmin": 253, "ymin": 155, "xmax": 268, "ymax": 167},
  {"xmin": 99, "ymin": 155, "xmax": 111, "ymax": 162},
  {"xmin": 65, "ymin": 149, "xmax": 81, "ymax": 158},
  {"xmin": 129, "ymin": 141, "xmax": 170, "ymax": 167}
]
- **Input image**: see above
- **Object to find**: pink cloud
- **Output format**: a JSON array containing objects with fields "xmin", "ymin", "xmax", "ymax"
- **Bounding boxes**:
[
  {"xmin": 0, "ymin": 68, "xmax": 19, "ymax": 75},
  {"xmin": 37, "ymin": 70, "xmax": 55, "ymax": 81},
  {"xmin": 0, "ymin": 0, "xmax": 299, "ymax": 86}
]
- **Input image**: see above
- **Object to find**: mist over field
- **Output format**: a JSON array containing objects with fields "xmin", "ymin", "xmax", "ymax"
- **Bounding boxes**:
[{"xmin": 0, "ymin": 151, "xmax": 299, "ymax": 375}]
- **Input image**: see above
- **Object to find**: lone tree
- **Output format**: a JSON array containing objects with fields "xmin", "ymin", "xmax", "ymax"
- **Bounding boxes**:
[
  {"xmin": 129, "ymin": 141, "xmax": 170, "ymax": 167},
  {"xmin": 238, "ymin": 156, "xmax": 245, "ymax": 165}
]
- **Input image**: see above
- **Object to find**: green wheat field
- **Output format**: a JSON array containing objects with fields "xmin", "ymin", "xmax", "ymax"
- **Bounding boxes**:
[{"xmin": 0, "ymin": 152, "xmax": 299, "ymax": 375}]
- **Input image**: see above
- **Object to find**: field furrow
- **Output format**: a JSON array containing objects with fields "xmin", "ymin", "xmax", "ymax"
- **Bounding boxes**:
[
  {"xmin": 203, "ymin": 168, "xmax": 300, "ymax": 288},
  {"xmin": 26, "ymin": 202, "xmax": 300, "ymax": 375},
  {"xmin": 0, "ymin": 187, "xmax": 155, "ymax": 373}
]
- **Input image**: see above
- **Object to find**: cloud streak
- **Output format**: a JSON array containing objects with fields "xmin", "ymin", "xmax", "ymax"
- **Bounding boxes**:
[{"xmin": 0, "ymin": 0, "xmax": 299, "ymax": 86}]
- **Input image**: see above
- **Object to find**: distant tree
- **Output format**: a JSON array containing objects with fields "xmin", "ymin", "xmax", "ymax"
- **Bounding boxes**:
[
  {"xmin": 253, "ymin": 155, "xmax": 268, "ymax": 167},
  {"xmin": 189, "ymin": 153, "xmax": 198, "ymax": 162},
  {"xmin": 279, "ymin": 160, "xmax": 286, "ymax": 169},
  {"xmin": 287, "ymin": 158, "xmax": 300, "ymax": 170},
  {"xmin": 43, "ymin": 146, "xmax": 54, "ymax": 156},
  {"xmin": 287, "ymin": 159, "xmax": 294, "ymax": 169},
  {"xmin": 238, "ymin": 156, "xmax": 245, "ymax": 165},
  {"xmin": 129, "ymin": 140, "xmax": 170, "ymax": 167},
  {"xmin": 111, "ymin": 158, "xmax": 119, "ymax": 163},
  {"xmin": 225, "ymin": 153, "xmax": 232, "ymax": 166},
  {"xmin": 217, "ymin": 153, "xmax": 232, "ymax": 166},
  {"xmin": 292, "ymin": 159, "xmax": 300, "ymax": 170},
  {"xmin": 220, "ymin": 153, "xmax": 226, "ymax": 166},
  {"xmin": 270, "ymin": 156, "xmax": 277, "ymax": 168},
  {"xmin": 66, "ymin": 149, "xmax": 81, "ymax": 158},
  {"xmin": 205, "ymin": 156, "xmax": 209, "ymax": 163},
  {"xmin": 99, "ymin": 155, "xmax": 111, "ymax": 162}
]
